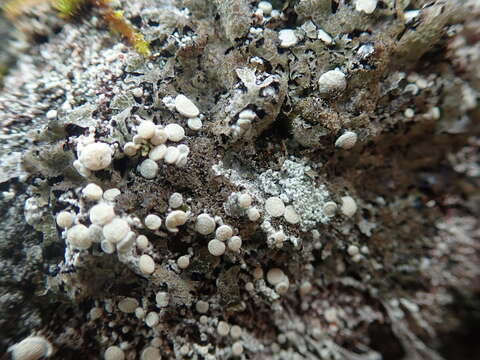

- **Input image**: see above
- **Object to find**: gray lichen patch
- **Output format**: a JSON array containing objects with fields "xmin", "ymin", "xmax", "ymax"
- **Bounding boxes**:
[{"xmin": 258, "ymin": 159, "xmax": 331, "ymax": 231}]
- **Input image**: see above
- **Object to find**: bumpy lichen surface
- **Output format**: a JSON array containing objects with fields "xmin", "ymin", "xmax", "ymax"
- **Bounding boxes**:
[{"xmin": 0, "ymin": 0, "xmax": 479, "ymax": 359}]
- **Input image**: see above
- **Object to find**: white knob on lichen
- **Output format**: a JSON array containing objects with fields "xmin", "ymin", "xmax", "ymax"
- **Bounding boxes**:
[
  {"xmin": 116, "ymin": 232, "xmax": 135, "ymax": 253},
  {"xmin": 150, "ymin": 128, "xmax": 168, "ymax": 145},
  {"xmin": 341, "ymin": 196, "xmax": 357, "ymax": 217},
  {"xmin": 156, "ymin": 291, "xmax": 169, "ymax": 308},
  {"xmin": 169, "ymin": 192, "xmax": 184, "ymax": 209},
  {"xmin": 232, "ymin": 341, "xmax": 244, "ymax": 356},
  {"xmin": 149, "ymin": 144, "xmax": 167, "ymax": 161},
  {"xmin": 266, "ymin": 268, "xmax": 286, "ymax": 286},
  {"xmin": 347, "ymin": 245, "xmax": 360, "ymax": 256},
  {"xmin": 177, "ymin": 255, "xmax": 190, "ymax": 269},
  {"xmin": 318, "ymin": 69, "xmax": 347, "ymax": 94},
  {"xmin": 79, "ymin": 142, "xmax": 112, "ymax": 171},
  {"xmin": 82, "ymin": 183, "xmax": 103, "ymax": 201},
  {"xmin": 118, "ymin": 298, "xmax": 139, "ymax": 313},
  {"xmin": 238, "ymin": 193, "xmax": 252, "ymax": 209},
  {"xmin": 354, "ymin": 0, "xmax": 378, "ymax": 14},
  {"xmin": 8, "ymin": 336, "xmax": 53, "ymax": 360},
  {"xmin": 136, "ymin": 235, "xmax": 149, "ymax": 250},
  {"xmin": 195, "ymin": 213, "xmax": 216, "ymax": 235},
  {"xmin": 123, "ymin": 142, "xmax": 138, "ymax": 157},
  {"xmin": 323, "ymin": 201, "xmax": 338, "ymax": 216},
  {"xmin": 217, "ymin": 321, "xmax": 230, "ymax": 336},
  {"xmin": 247, "ymin": 207, "xmax": 261, "ymax": 221},
  {"xmin": 275, "ymin": 279, "xmax": 290, "ymax": 295},
  {"xmin": 174, "ymin": 94, "xmax": 200, "ymax": 118},
  {"xmin": 89, "ymin": 203, "xmax": 115, "ymax": 225},
  {"xmin": 230, "ymin": 325, "xmax": 242, "ymax": 339},
  {"xmin": 265, "ymin": 197, "xmax": 285, "ymax": 217},
  {"xmin": 104, "ymin": 345, "xmax": 125, "ymax": 360},
  {"xmin": 258, "ymin": 1, "xmax": 273, "ymax": 15},
  {"xmin": 278, "ymin": 29, "xmax": 298, "ymax": 48},
  {"xmin": 187, "ymin": 117, "xmax": 202, "ymax": 131},
  {"xmin": 67, "ymin": 224, "xmax": 92, "ymax": 250},
  {"xmin": 215, "ymin": 224, "xmax": 233, "ymax": 241},
  {"xmin": 144, "ymin": 214, "xmax": 162, "ymax": 230},
  {"xmin": 299, "ymin": 281, "xmax": 313, "ymax": 296},
  {"xmin": 138, "ymin": 159, "xmax": 159, "ymax": 179},
  {"xmin": 140, "ymin": 347, "xmax": 161, "ymax": 360},
  {"xmin": 284, "ymin": 205, "xmax": 300, "ymax": 224},
  {"xmin": 56, "ymin": 211, "xmax": 74, "ymax": 229},
  {"xmin": 137, "ymin": 121, "xmax": 156, "ymax": 140},
  {"xmin": 164, "ymin": 146, "xmax": 180, "ymax": 164},
  {"xmin": 195, "ymin": 300, "xmax": 209, "ymax": 313},
  {"xmin": 208, "ymin": 239, "xmax": 226, "ymax": 256},
  {"xmin": 227, "ymin": 236, "xmax": 242, "ymax": 252},
  {"xmin": 165, "ymin": 123, "xmax": 185, "ymax": 142},
  {"xmin": 335, "ymin": 131, "xmax": 358, "ymax": 149},
  {"xmin": 102, "ymin": 218, "xmax": 131, "ymax": 244},
  {"xmin": 145, "ymin": 312, "xmax": 160, "ymax": 327},
  {"xmin": 139, "ymin": 254, "xmax": 155, "ymax": 275},
  {"xmin": 103, "ymin": 188, "xmax": 121, "ymax": 202},
  {"xmin": 165, "ymin": 210, "xmax": 187, "ymax": 232}
]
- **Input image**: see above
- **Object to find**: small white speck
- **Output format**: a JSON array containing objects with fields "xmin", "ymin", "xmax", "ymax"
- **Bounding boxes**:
[
  {"xmin": 103, "ymin": 188, "xmax": 121, "ymax": 201},
  {"xmin": 164, "ymin": 146, "xmax": 180, "ymax": 164},
  {"xmin": 149, "ymin": 144, "xmax": 167, "ymax": 161},
  {"xmin": 323, "ymin": 201, "xmax": 337, "ymax": 216},
  {"xmin": 132, "ymin": 87, "xmax": 143, "ymax": 98},
  {"xmin": 341, "ymin": 196, "xmax": 357, "ymax": 217},
  {"xmin": 208, "ymin": 239, "xmax": 226, "ymax": 256},
  {"xmin": 187, "ymin": 117, "xmax": 202, "ymax": 131},
  {"xmin": 46, "ymin": 109, "xmax": 57, "ymax": 119},
  {"xmin": 318, "ymin": 69, "xmax": 347, "ymax": 94},
  {"xmin": 82, "ymin": 183, "xmax": 103, "ymax": 201},
  {"xmin": 278, "ymin": 29, "xmax": 298, "ymax": 48},
  {"xmin": 265, "ymin": 197, "xmax": 285, "ymax": 217},
  {"xmin": 144, "ymin": 214, "xmax": 162, "ymax": 230},
  {"xmin": 335, "ymin": 131, "xmax": 357, "ymax": 149},
  {"xmin": 137, "ymin": 121, "xmax": 156, "ymax": 140},
  {"xmin": 284, "ymin": 205, "xmax": 300, "ymax": 224},
  {"xmin": 165, "ymin": 123, "xmax": 185, "ymax": 142},
  {"xmin": 138, "ymin": 159, "xmax": 159, "ymax": 179},
  {"xmin": 404, "ymin": 108, "xmax": 415, "ymax": 118},
  {"xmin": 174, "ymin": 94, "xmax": 200, "ymax": 118},
  {"xmin": 139, "ymin": 255, "xmax": 155, "ymax": 275},
  {"xmin": 354, "ymin": 0, "xmax": 378, "ymax": 14},
  {"xmin": 317, "ymin": 29, "xmax": 333, "ymax": 44},
  {"xmin": 258, "ymin": 1, "xmax": 273, "ymax": 15}
]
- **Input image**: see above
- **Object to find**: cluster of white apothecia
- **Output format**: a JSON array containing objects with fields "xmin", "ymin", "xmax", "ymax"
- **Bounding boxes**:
[
  {"xmin": 56, "ymin": 184, "xmax": 268, "ymax": 279},
  {"xmin": 231, "ymin": 109, "xmax": 257, "ymax": 139},
  {"xmin": 125, "ymin": 119, "xmax": 189, "ymax": 179},
  {"xmin": 195, "ymin": 213, "xmax": 242, "ymax": 257},
  {"xmin": 245, "ymin": 265, "xmax": 291, "ymax": 297},
  {"xmin": 123, "ymin": 93, "xmax": 203, "ymax": 179},
  {"xmin": 72, "ymin": 94, "xmax": 201, "ymax": 180},
  {"xmin": 84, "ymin": 264, "xmax": 296, "ymax": 359},
  {"xmin": 56, "ymin": 183, "xmax": 157, "ymax": 276},
  {"xmin": 230, "ymin": 191, "xmax": 261, "ymax": 222}
]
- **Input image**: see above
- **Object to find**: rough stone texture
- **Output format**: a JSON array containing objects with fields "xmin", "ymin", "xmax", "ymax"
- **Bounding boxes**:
[{"xmin": 0, "ymin": 0, "xmax": 479, "ymax": 359}]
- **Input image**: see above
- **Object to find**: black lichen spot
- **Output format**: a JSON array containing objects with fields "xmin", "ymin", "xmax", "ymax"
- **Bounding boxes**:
[{"xmin": 368, "ymin": 321, "xmax": 405, "ymax": 360}]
